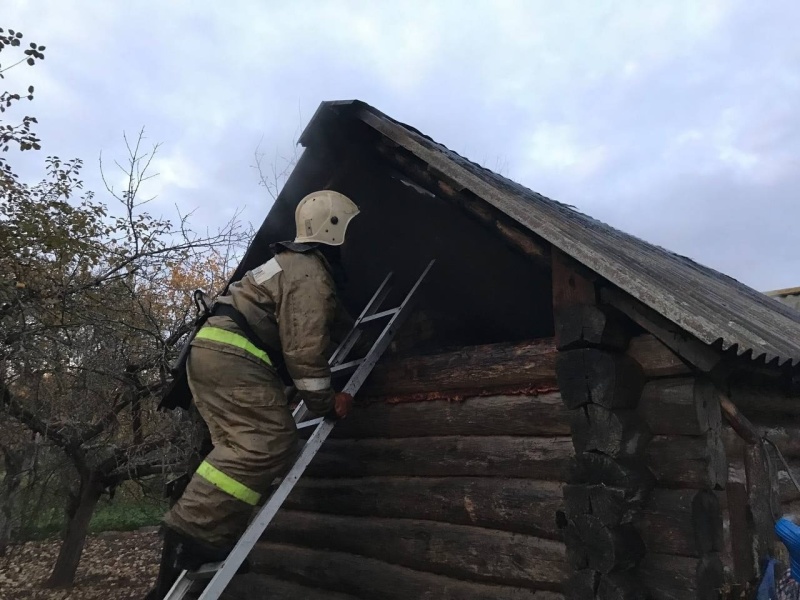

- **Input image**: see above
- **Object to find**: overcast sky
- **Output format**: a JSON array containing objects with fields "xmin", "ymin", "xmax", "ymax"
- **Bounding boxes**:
[{"xmin": 4, "ymin": 0, "xmax": 798, "ymax": 291}]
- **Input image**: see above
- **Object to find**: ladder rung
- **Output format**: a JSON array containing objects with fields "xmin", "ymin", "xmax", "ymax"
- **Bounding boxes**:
[
  {"xmin": 357, "ymin": 308, "xmax": 399, "ymax": 326},
  {"xmin": 331, "ymin": 358, "xmax": 363, "ymax": 375},
  {"xmin": 296, "ymin": 417, "xmax": 324, "ymax": 430},
  {"xmin": 186, "ymin": 562, "xmax": 222, "ymax": 580}
]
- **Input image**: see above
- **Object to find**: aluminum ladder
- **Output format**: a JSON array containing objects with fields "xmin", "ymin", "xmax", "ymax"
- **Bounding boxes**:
[{"xmin": 163, "ymin": 260, "xmax": 435, "ymax": 600}]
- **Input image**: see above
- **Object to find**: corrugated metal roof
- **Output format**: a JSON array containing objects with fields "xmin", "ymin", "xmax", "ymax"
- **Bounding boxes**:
[
  {"xmin": 307, "ymin": 100, "xmax": 800, "ymax": 368},
  {"xmin": 767, "ymin": 287, "xmax": 800, "ymax": 313}
]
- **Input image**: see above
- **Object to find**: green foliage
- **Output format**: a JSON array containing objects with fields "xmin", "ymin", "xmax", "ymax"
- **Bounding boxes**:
[
  {"xmin": 89, "ymin": 497, "xmax": 167, "ymax": 534},
  {"xmin": 20, "ymin": 498, "xmax": 166, "ymax": 540}
]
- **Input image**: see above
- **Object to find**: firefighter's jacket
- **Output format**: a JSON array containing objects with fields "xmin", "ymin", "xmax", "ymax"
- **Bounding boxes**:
[{"xmin": 191, "ymin": 247, "xmax": 338, "ymax": 416}]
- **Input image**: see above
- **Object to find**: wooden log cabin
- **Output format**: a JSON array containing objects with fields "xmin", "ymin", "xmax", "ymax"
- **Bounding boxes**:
[{"xmin": 163, "ymin": 100, "xmax": 800, "ymax": 599}]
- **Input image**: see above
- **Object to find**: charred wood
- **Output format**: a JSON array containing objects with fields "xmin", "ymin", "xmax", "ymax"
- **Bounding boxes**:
[
  {"xmin": 285, "ymin": 476, "xmax": 564, "ymax": 539},
  {"xmin": 265, "ymin": 511, "xmax": 567, "ymax": 590},
  {"xmin": 556, "ymin": 349, "xmax": 645, "ymax": 410},
  {"xmin": 307, "ymin": 435, "xmax": 572, "ymax": 480},
  {"xmin": 251, "ymin": 541, "xmax": 565, "ymax": 600}
]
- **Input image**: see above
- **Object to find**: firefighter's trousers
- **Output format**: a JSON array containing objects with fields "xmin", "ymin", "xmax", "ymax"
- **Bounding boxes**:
[{"xmin": 164, "ymin": 346, "xmax": 298, "ymax": 547}]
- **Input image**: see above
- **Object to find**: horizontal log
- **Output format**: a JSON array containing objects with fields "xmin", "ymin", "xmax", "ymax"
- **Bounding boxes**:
[
  {"xmin": 730, "ymin": 383, "xmax": 800, "ymax": 418},
  {"xmin": 307, "ymin": 436, "xmax": 573, "ymax": 480},
  {"xmin": 555, "ymin": 304, "xmax": 629, "ymax": 352},
  {"xmin": 266, "ymin": 511, "xmax": 567, "ymax": 589},
  {"xmin": 646, "ymin": 434, "xmax": 727, "ymax": 489},
  {"xmin": 636, "ymin": 489, "xmax": 722, "ymax": 557},
  {"xmin": 363, "ymin": 334, "xmax": 691, "ymax": 402},
  {"xmin": 362, "ymin": 339, "xmax": 558, "ymax": 397},
  {"xmin": 224, "ymin": 573, "xmax": 358, "ymax": 600},
  {"xmin": 556, "ymin": 349, "xmax": 645, "ymax": 409},
  {"xmin": 638, "ymin": 553, "xmax": 724, "ymax": 600},
  {"xmin": 285, "ymin": 477, "xmax": 564, "ymax": 539},
  {"xmin": 723, "ymin": 423, "xmax": 800, "ymax": 459},
  {"xmin": 626, "ymin": 334, "xmax": 691, "ymax": 378},
  {"xmin": 637, "ymin": 378, "xmax": 721, "ymax": 436},
  {"xmin": 251, "ymin": 542, "xmax": 566, "ymax": 600},
  {"xmin": 329, "ymin": 393, "xmax": 570, "ymax": 439}
]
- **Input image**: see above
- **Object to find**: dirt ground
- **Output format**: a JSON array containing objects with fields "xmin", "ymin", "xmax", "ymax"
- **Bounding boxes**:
[{"xmin": 0, "ymin": 530, "xmax": 161, "ymax": 600}]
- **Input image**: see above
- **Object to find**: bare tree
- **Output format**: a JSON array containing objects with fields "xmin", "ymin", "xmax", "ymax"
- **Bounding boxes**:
[{"xmin": 252, "ymin": 112, "xmax": 303, "ymax": 201}]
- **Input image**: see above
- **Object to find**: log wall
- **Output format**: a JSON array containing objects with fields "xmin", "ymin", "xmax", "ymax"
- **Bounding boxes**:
[
  {"xmin": 553, "ymin": 251, "xmax": 726, "ymax": 600},
  {"xmin": 224, "ymin": 339, "xmax": 573, "ymax": 599},
  {"xmin": 217, "ymin": 315, "xmax": 786, "ymax": 598}
]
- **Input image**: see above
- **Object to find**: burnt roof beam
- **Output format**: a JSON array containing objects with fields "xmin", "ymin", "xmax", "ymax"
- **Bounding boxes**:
[{"xmin": 373, "ymin": 138, "xmax": 550, "ymax": 268}]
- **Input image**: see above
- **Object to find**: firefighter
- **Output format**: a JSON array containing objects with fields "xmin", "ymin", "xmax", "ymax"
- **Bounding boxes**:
[{"xmin": 161, "ymin": 190, "xmax": 360, "ymax": 568}]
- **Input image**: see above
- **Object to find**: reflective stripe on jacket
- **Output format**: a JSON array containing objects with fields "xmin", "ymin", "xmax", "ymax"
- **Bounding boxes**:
[{"xmin": 191, "ymin": 248, "xmax": 337, "ymax": 415}]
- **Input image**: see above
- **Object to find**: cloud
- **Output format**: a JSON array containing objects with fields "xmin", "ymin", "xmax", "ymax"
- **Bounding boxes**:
[{"xmin": 3, "ymin": 0, "xmax": 800, "ymax": 290}]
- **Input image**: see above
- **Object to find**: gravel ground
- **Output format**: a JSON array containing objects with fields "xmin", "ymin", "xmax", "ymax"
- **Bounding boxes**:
[{"xmin": 0, "ymin": 530, "xmax": 161, "ymax": 600}]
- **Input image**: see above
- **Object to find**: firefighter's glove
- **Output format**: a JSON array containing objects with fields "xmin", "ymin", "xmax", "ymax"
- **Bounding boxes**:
[{"xmin": 331, "ymin": 392, "xmax": 354, "ymax": 420}]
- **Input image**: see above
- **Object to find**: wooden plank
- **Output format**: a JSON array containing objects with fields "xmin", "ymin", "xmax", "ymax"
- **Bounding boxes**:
[
  {"xmin": 362, "ymin": 339, "xmax": 558, "ymax": 398},
  {"xmin": 719, "ymin": 392, "xmax": 761, "ymax": 445},
  {"xmin": 600, "ymin": 287, "xmax": 722, "ymax": 375},
  {"xmin": 646, "ymin": 434, "xmax": 728, "ymax": 489},
  {"xmin": 251, "ymin": 542, "xmax": 566, "ymax": 600},
  {"xmin": 265, "ymin": 511, "xmax": 568, "ymax": 589},
  {"xmin": 306, "ymin": 435, "xmax": 573, "ymax": 480},
  {"xmin": 627, "ymin": 335, "xmax": 691, "ymax": 378},
  {"xmin": 285, "ymin": 477, "xmax": 564, "ymax": 539},
  {"xmin": 223, "ymin": 573, "xmax": 358, "ymax": 600},
  {"xmin": 725, "ymin": 481, "xmax": 755, "ymax": 583},
  {"xmin": 637, "ymin": 378, "xmax": 721, "ymax": 436},
  {"xmin": 744, "ymin": 442, "xmax": 778, "ymax": 573},
  {"xmin": 328, "ymin": 393, "xmax": 570, "ymax": 439},
  {"xmin": 556, "ymin": 349, "xmax": 645, "ymax": 409}
]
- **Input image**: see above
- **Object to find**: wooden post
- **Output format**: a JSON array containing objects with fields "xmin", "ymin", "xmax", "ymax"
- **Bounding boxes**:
[
  {"xmin": 744, "ymin": 442, "xmax": 779, "ymax": 570},
  {"xmin": 719, "ymin": 389, "xmax": 779, "ymax": 580},
  {"xmin": 553, "ymin": 249, "xmax": 649, "ymax": 598}
]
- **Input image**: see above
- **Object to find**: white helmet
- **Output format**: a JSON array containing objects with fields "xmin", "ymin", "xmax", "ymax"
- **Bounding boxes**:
[{"xmin": 294, "ymin": 190, "xmax": 360, "ymax": 246}]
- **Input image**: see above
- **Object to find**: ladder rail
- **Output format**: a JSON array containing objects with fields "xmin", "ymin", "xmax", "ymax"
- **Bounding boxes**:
[
  {"xmin": 328, "ymin": 271, "xmax": 393, "ymax": 366},
  {"xmin": 293, "ymin": 271, "xmax": 393, "ymax": 425},
  {"xmin": 165, "ymin": 261, "xmax": 434, "ymax": 600},
  {"xmin": 340, "ymin": 260, "xmax": 434, "ymax": 396}
]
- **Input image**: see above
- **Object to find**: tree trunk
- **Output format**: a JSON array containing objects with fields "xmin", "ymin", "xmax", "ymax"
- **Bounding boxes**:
[
  {"xmin": 0, "ymin": 447, "xmax": 24, "ymax": 557},
  {"xmin": 45, "ymin": 473, "xmax": 103, "ymax": 588}
]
